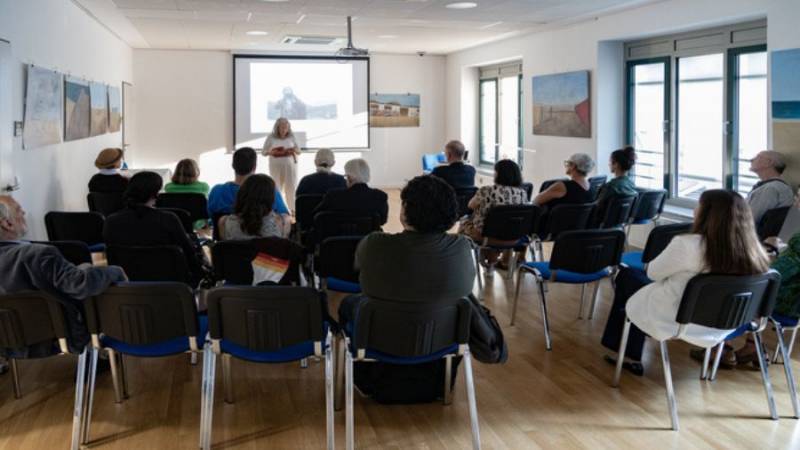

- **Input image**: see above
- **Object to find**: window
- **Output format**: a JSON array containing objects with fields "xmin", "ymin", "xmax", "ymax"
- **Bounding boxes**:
[
  {"xmin": 479, "ymin": 62, "xmax": 522, "ymax": 166},
  {"xmin": 627, "ymin": 58, "xmax": 669, "ymax": 190},
  {"xmin": 731, "ymin": 48, "xmax": 768, "ymax": 196},
  {"xmin": 479, "ymin": 79, "xmax": 497, "ymax": 165}
]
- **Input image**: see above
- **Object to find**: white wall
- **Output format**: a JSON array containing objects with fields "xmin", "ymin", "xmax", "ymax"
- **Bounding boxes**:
[
  {"xmin": 0, "ymin": 0, "xmax": 133, "ymax": 239},
  {"xmin": 131, "ymin": 50, "xmax": 446, "ymax": 189}
]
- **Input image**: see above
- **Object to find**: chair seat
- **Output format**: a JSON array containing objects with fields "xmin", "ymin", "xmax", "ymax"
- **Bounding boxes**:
[
  {"xmin": 326, "ymin": 277, "xmax": 361, "ymax": 294},
  {"xmin": 88, "ymin": 243, "xmax": 106, "ymax": 253},
  {"xmin": 221, "ymin": 338, "xmax": 319, "ymax": 363},
  {"xmin": 346, "ymin": 340, "xmax": 460, "ymax": 365},
  {"xmin": 621, "ymin": 251, "xmax": 645, "ymax": 272},
  {"xmin": 631, "ymin": 219, "xmax": 651, "ymax": 225},
  {"xmin": 724, "ymin": 321, "xmax": 759, "ymax": 341},
  {"xmin": 101, "ymin": 315, "xmax": 208, "ymax": 357},
  {"xmin": 773, "ymin": 313, "xmax": 800, "ymax": 328},
  {"xmin": 523, "ymin": 261, "xmax": 609, "ymax": 284}
]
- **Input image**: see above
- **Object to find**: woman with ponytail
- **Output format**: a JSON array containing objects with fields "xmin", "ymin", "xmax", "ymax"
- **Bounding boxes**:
[{"xmin": 595, "ymin": 146, "xmax": 639, "ymax": 223}]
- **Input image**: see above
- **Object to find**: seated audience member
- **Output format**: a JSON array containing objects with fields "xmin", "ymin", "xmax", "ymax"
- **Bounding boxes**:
[
  {"xmin": 88, "ymin": 147, "xmax": 128, "ymax": 193},
  {"xmin": 595, "ymin": 146, "xmax": 638, "ymax": 222},
  {"xmin": 104, "ymin": 171, "xmax": 206, "ymax": 284},
  {"xmin": 295, "ymin": 148, "xmax": 346, "ymax": 196},
  {"xmin": 431, "ymin": 140, "xmax": 476, "ymax": 189},
  {"xmin": 0, "ymin": 195, "xmax": 127, "ymax": 357},
  {"xmin": 165, "ymin": 159, "xmax": 209, "ymax": 196},
  {"xmin": 220, "ymin": 174, "xmax": 290, "ymax": 240},
  {"xmin": 534, "ymin": 153, "xmax": 595, "ymax": 209},
  {"xmin": 207, "ymin": 147, "xmax": 289, "ymax": 217},
  {"xmin": 600, "ymin": 190, "xmax": 770, "ymax": 375},
  {"xmin": 747, "ymin": 150, "xmax": 794, "ymax": 224},
  {"xmin": 314, "ymin": 158, "xmax": 389, "ymax": 225},
  {"xmin": 459, "ymin": 159, "xmax": 527, "ymax": 242}
]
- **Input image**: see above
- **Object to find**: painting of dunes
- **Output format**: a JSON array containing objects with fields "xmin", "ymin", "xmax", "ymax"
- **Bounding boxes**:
[
  {"xmin": 108, "ymin": 85, "xmax": 121, "ymax": 132},
  {"xmin": 22, "ymin": 65, "xmax": 62, "ymax": 149},
  {"xmin": 89, "ymin": 82, "xmax": 108, "ymax": 136},
  {"xmin": 64, "ymin": 76, "xmax": 90, "ymax": 141},
  {"xmin": 369, "ymin": 93, "xmax": 420, "ymax": 127},
  {"xmin": 532, "ymin": 70, "xmax": 591, "ymax": 138}
]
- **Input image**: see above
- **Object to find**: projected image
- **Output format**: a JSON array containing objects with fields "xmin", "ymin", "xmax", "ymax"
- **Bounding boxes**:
[{"xmin": 268, "ymin": 87, "xmax": 337, "ymax": 120}]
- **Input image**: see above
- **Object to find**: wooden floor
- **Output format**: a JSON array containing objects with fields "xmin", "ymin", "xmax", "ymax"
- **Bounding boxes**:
[{"xmin": 2, "ymin": 189, "xmax": 800, "ymax": 449}]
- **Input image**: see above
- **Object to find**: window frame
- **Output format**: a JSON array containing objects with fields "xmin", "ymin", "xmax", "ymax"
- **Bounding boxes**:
[{"xmin": 478, "ymin": 77, "xmax": 499, "ymax": 166}]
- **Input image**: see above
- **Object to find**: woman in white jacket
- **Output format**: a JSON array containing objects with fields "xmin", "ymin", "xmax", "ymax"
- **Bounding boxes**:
[
  {"xmin": 601, "ymin": 189, "xmax": 770, "ymax": 375},
  {"xmin": 262, "ymin": 117, "xmax": 300, "ymax": 211}
]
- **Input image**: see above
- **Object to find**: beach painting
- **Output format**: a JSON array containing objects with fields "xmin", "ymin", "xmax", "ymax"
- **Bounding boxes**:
[
  {"xmin": 108, "ymin": 85, "xmax": 122, "ymax": 132},
  {"xmin": 22, "ymin": 65, "xmax": 63, "ymax": 149},
  {"xmin": 532, "ymin": 70, "xmax": 591, "ymax": 138},
  {"xmin": 369, "ymin": 93, "xmax": 420, "ymax": 127},
  {"xmin": 64, "ymin": 76, "xmax": 90, "ymax": 141},
  {"xmin": 89, "ymin": 82, "xmax": 108, "ymax": 136}
]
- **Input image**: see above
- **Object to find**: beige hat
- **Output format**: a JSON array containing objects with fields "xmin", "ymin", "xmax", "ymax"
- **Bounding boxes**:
[{"xmin": 95, "ymin": 148, "xmax": 124, "ymax": 169}]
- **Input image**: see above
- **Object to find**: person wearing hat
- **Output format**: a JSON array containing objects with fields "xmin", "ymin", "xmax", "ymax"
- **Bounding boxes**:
[
  {"xmin": 295, "ymin": 148, "xmax": 346, "ymax": 197},
  {"xmin": 534, "ymin": 152, "xmax": 595, "ymax": 208},
  {"xmin": 88, "ymin": 147, "xmax": 128, "ymax": 193}
]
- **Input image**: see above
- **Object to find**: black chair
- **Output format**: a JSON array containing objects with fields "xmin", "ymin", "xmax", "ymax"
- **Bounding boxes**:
[
  {"xmin": 202, "ymin": 286, "xmax": 332, "ymax": 450},
  {"xmin": 156, "ymin": 193, "xmax": 209, "ymax": 224},
  {"xmin": 597, "ymin": 194, "xmax": 637, "ymax": 229},
  {"xmin": 312, "ymin": 211, "xmax": 380, "ymax": 246},
  {"xmin": 613, "ymin": 271, "xmax": 782, "ymax": 430},
  {"xmin": 44, "ymin": 212, "xmax": 105, "ymax": 252},
  {"xmin": 106, "ymin": 245, "xmax": 191, "ymax": 283},
  {"xmin": 87, "ymin": 192, "xmax": 124, "ymax": 217},
  {"xmin": 0, "ymin": 291, "xmax": 93, "ymax": 449},
  {"xmin": 32, "ymin": 240, "xmax": 93, "ymax": 266},
  {"xmin": 539, "ymin": 178, "xmax": 567, "ymax": 193},
  {"xmin": 159, "ymin": 207, "xmax": 193, "ymax": 234},
  {"xmin": 341, "ymin": 297, "xmax": 479, "ymax": 449},
  {"xmin": 211, "ymin": 212, "xmax": 226, "ymax": 241},
  {"xmin": 316, "ymin": 236, "xmax": 362, "ymax": 294},
  {"xmin": 295, "ymin": 194, "xmax": 325, "ymax": 233},
  {"xmin": 626, "ymin": 188, "xmax": 668, "ymax": 240},
  {"xmin": 531, "ymin": 202, "xmax": 596, "ymax": 261},
  {"xmin": 758, "ymin": 206, "xmax": 791, "ymax": 241},
  {"xmin": 474, "ymin": 205, "xmax": 540, "ymax": 290},
  {"xmin": 211, "ymin": 238, "xmax": 304, "ymax": 286},
  {"xmin": 513, "ymin": 229, "xmax": 626, "ymax": 340},
  {"xmin": 521, "ymin": 182, "xmax": 534, "ymax": 201},
  {"xmin": 454, "ymin": 187, "xmax": 478, "ymax": 218},
  {"xmin": 588, "ymin": 175, "xmax": 608, "ymax": 201},
  {"xmin": 621, "ymin": 222, "xmax": 692, "ymax": 272}
]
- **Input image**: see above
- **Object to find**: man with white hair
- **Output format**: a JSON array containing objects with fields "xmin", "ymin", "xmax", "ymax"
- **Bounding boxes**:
[
  {"xmin": 748, "ymin": 150, "xmax": 794, "ymax": 224},
  {"xmin": 296, "ymin": 148, "xmax": 347, "ymax": 196},
  {"xmin": 314, "ymin": 158, "xmax": 389, "ymax": 225},
  {"xmin": 431, "ymin": 140, "xmax": 475, "ymax": 189}
]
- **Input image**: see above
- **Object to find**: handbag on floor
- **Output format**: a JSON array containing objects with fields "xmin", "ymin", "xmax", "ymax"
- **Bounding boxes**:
[{"xmin": 467, "ymin": 294, "xmax": 508, "ymax": 364}]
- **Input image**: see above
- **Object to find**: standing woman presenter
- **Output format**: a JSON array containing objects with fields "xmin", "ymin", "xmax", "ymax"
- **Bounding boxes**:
[{"xmin": 262, "ymin": 117, "xmax": 300, "ymax": 211}]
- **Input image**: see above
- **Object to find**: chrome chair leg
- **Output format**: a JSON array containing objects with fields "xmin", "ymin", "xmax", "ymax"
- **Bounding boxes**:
[
  {"xmin": 119, "ymin": 353, "xmax": 129, "ymax": 399},
  {"xmin": 774, "ymin": 326, "xmax": 799, "ymax": 364},
  {"xmin": 301, "ymin": 357, "xmax": 309, "ymax": 368},
  {"xmin": 190, "ymin": 352, "xmax": 198, "ymax": 366},
  {"xmin": 199, "ymin": 345, "xmax": 208, "ymax": 450},
  {"xmin": 463, "ymin": 348, "xmax": 481, "ymax": 450},
  {"xmin": 536, "ymin": 278, "xmax": 552, "ymax": 351},
  {"xmin": 334, "ymin": 335, "xmax": 345, "ymax": 411},
  {"xmin": 345, "ymin": 343, "xmax": 355, "ymax": 450},
  {"xmin": 700, "ymin": 347, "xmax": 711, "ymax": 380},
  {"xmin": 81, "ymin": 347, "xmax": 99, "ymax": 445},
  {"xmin": 473, "ymin": 247, "xmax": 483, "ymax": 295},
  {"xmin": 612, "ymin": 318, "xmax": 631, "ymax": 388},
  {"xmin": 659, "ymin": 341, "xmax": 679, "ymax": 431},
  {"xmin": 505, "ymin": 250, "xmax": 518, "ymax": 281},
  {"xmin": 202, "ymin": 345, "xmax": 217, "ymax": 450},
  {"xmin": 10, "ymin": 358, "xmax": 21, "ymax": 399},
  {"xmin": 107, "ymin": 348, "xmax": 124, "ymax": 403},
  {"xmin": 70, "ymin": 348, "xmax": 89, "ymax": 450},
  {"xmin": 222, "ymin": 353, "xmax": 234, "ymax": 404},
  {"xmin": 510, "ymin": 266, "xmax": 526, "ymax": 326},
  {"xmin": 774, "ymin": 321, "xmax": 800, "ymax": 418},
  {"xmin": 443, "ymin": 355, "xmax": 453, "ymax": 405},
  {"xmin": 753, "ymin": 332, "xmax": 779, "ymax": 420},
  {"xmin": 325, "ymin": 337, "xmax": 335, "ymax": 450},
  {"xmin": 578, "ymin": 284, "xmax": 586, "ymax": 320},
  {"xmin": 709, "ymin": 341, "xmax": 725, "ymax": 381},
  {"xmin": 587, "ymin": 280, "xmax": 602, "ymax": 320}
]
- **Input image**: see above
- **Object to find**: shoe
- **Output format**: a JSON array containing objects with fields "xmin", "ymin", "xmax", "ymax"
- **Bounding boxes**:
[{"xmin": 603, "ymin": 354, "xmax": 644, "ymax": 376}]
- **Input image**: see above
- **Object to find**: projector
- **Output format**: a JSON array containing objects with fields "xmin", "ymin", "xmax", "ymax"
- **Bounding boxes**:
[{"xmin": 337, "ymin": 16, "xmax": 369, "ymax": 57}]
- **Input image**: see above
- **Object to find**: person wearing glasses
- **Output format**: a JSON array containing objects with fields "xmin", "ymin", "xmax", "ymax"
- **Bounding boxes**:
[
  {"xmin": 534, "ymin": 153, "xmax": 595, "ymax": 208},
  {"xmin": 313, "ymin": 158, "xmax": 389, "ymax": 226}
]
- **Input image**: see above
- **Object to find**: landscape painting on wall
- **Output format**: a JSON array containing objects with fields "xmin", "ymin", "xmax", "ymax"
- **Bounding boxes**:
[
  {"xmin": 23, "ymin": 65, "xmax": 62, "ymax": 149},
  {"xmin": 772, "ymin": 48, "xmax": 800, "ymax": 171},
  {"xmin": 532, "ymin": 70, "xmax": 591, "ymax": 138},
  {"xmin": 89, "ymin": 82, "xmax": 108, "ymax": 136},
  {"xmin": 64, "ymin": 76, "xmax": 90, "ymax": 141},
  {"xmin": 369, "ymin": 93, "xmax": 420, "ymax": 127},
  {"xmin": 108, "ymin": 85, "xmax": 121, "ymax": 132}
]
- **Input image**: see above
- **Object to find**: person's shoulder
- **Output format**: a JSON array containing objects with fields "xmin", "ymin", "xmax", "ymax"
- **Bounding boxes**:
[{"xmin": 431, "ymin": 165, "xmax": 447, "ymax": 174}]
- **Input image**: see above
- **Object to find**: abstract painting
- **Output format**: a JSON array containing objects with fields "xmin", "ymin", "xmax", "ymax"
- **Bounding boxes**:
[
  {"xmin": 369, "ymin": 93, "xmax": 420, "ymax": 127},
  {"xmin": 64, "ymin": 76, "xmax": 90, "ymax": 141},
  {"xmin": 89, "ymin": 82, "xmax": 108, "ymax": 136},
  {"xmin": 532, "ymin": 70, "xmax": 591, "ymax": 138},
  {"xmin": 23, "ymin": 65, "xmax": 62, "ymax": 149},
  {"xmin": 108, "ymin": 85, "xmax": 121, "ymax": 132}
]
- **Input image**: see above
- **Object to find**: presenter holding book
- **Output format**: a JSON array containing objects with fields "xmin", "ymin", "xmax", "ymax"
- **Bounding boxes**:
[{"xmin": 262, "ymin": 117, "xmax": 300, "ymax": 211}]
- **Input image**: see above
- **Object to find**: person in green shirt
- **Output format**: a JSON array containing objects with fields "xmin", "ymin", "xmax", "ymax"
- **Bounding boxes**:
[
  {"xmin": 165, "ymin": 158, "xmax": 210, "ymax": 196},
  {"xmin": 594, "ymin": 146, "xmax": 638, "ymax": 224}
]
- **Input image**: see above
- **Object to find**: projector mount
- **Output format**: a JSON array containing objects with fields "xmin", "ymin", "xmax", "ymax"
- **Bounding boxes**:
[{"xmin": 336, "ymin": 16, "xmax": 369, "ymax": 57}]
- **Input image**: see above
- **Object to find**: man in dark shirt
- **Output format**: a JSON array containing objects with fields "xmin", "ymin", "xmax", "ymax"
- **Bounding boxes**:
[
  {"xmin": 296, "ymin": 148, "xmax": 347, "ymax": 196},
  {"xmin": 431, "ymin": 140, "xmax": 475, "ymax": 190},
  {"xmin": 314, "ymin": 158, "xmax": 389, "ymax": 225}
]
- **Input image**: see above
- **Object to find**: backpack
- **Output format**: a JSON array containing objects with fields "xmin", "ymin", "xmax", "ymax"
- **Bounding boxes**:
[{"xmin": 467, "ymin": 294, "xmax": 508, "ymax": 364}]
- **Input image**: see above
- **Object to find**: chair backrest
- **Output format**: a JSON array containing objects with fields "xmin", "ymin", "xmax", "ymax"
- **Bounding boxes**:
[
  {"xmin": 0, "ymin": 291, "xmax": 69, "ymax": 353},
  {"xmin": 313, "ymin": 211, "xmax": 380, "ymax": 244},
  {"xmin": 159, "ymin": 207, "xmax": 193, "ymax": 234},
  {"xmin": 106, "ymin": 245, "xmax": 191, "ymax": 283},
  {"xmin": 212, "ymin": 238, "xmax": 304, "ymax": 285},
  {"xmin": 32, "ymin": 240, "xmax": 92, "ymax": 266},
  {"xmin": 630, "ymin": 189, "xmax": 668, "ymax": 223},
  {"xmin": 44, "ymin": 211, "xmax": 105, "ymax": 245},
  {"xmin": 316, "ymin": 236, "xmax": 362, "ymax": 283},
  {"xmin": 155, "ymin": 193, "xmax": 209, "ymax": 223},
  {"xmin": 87, "ymin": 192, "xmax": 124, "ymax": 217},
  {"xmin": 521, "ymin": 182, "xmax": 534, "ymax": 201},
  {"xmin": 598, "ymin": 194, "xmax": 637, "ymax": 229},
  {"xmin": 758, "ymin": 206, "xmax": 791, "ymax": 241},
  {"xmin": 454, "ymin": 187, "xmax": 478, "ymax": 218},
  {"xmin": 539, "ymin": 202, "xmax": 595, "ymax": 240},
  {"xmin": 85, "ymin": 282, "xmax": 199, "ymax": 347},
  {"xmin": 295, "ymin": 194, "xmax": 324, "ymax": 232},
  {"xmin": 641, "ymin": 222, "xmax": 693, "ymax": 264},
  {"xmin": 351, "ymin": 297, "xmax": 471, "ymax": 358},
  {"xmin": 675, "ymin": 271, "xmax": 781, "ymax": 329},
  {"xmin": 206, "ymin": 286, "xmax": 326, "ymax": 352},
  {"xmin": 588, "ymin": 175, "xmax": 608, "ymax": 201},
  {"xmin": 539, "ymin": 178, "xmax": 568, "ymax": 193},
  {"xmin": 550, "ymin": 229, "xmax": 626, "ymax": 274},
  {"xmin": 482, "ymin": 204, "xmax": 541, "ymax": 242},
  {"xmin": 422, "ymin": 154, "xmax": 440, "ymax": 172}
]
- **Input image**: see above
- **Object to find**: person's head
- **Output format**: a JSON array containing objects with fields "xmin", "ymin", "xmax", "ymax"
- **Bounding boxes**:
[
  {"xmin": 344, "ymin": 159, "xmax": 370, "ymax": 187},
  {"xmin": 749, "ymin": 150, "xmax": 787, "ymax": 180},
  {"xmin": 564, "ymin": 153, "xmax": 595, "ymax": 178},
  {"xmin": 171, "ymin": 159, "xmax": 200, "ymax": 185},
  {"xmin": 444, "ymin": 140, "xmax": 466, "ymax": 163},
  {"xmin": 693, "ymin": 189, "xmax": 770, "ymax": 274},
  {"xmin": 124, "ymin": 171, "xmax": 163, "ymax": 207},
  {"xmin": 315, "ymin": 148, "xmax": 336, "ymax": 172},
  {"xmin": 271, "ymin": 117, "xmax": 293, "ymax": 139},
  {"xmin": 95, "ymin": 148, "xmax": 124, "ymax": 170},
  {"xmin": 233, "ymin": 174, "xmax": 276, "ymax": 237},
  {"xmin": 494, "ymin": 159, "xmax": 522, "ymax": 187},
  {"xmin": 609, "ymin": 146, "xmax": 636, "ymax": 176},
  {"xmin": 400, "ymin": 175, "xmax": 459, "ymax": 233},
  {"xmin": 232, "ymin": 147, "xmax": 257, "ymax": 178},
  {"xmin": 0, "ymin": 196, "xmax": 27, "ymax": 240}
]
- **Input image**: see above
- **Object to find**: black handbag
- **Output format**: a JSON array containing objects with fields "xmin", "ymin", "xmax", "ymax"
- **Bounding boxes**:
[{"xmin": 467, "ymin": 294, "xmax": 508, "ymax": 364}]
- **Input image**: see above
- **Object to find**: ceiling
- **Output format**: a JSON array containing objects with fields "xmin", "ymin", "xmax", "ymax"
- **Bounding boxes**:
[{"xmin": 78, "ymin": 0, "xmax": 662, "ymax": 54}]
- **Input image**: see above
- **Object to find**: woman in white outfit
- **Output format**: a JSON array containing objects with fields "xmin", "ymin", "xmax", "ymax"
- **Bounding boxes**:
[{"xmin": 262, "ymin": 117, "xmax": 300, "ymax": 211}]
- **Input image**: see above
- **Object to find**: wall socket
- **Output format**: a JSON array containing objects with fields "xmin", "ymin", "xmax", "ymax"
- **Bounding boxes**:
[{"xmin": 13, "ymin": 121, "xmax": 22, "ymax": 137}]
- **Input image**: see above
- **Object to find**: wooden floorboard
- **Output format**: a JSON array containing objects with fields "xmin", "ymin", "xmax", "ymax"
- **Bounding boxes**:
[{"xmin": 1, "ymin": 189, "xmax": 798, "ymax": 449}]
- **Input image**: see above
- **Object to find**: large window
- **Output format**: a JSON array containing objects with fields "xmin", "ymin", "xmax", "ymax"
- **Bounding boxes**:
[
  {"xmin": 625, "ymin": 21, "xmax": 767, "ymax": 204},
  {"xmin": 479, "ymin": 62, "xmax": 522, "ymax": 166}
]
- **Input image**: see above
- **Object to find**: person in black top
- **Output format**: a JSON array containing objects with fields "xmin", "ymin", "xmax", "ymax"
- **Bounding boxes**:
[
  {"xmin": 534, "ymin": 152, "xmax": 595, "ymax": 209},
  {"xmin": 431, "ymin": 140, "xmax": 475, "ymax": 190},
  {"xmin": 314, "ymin": 158, "xmax": 389, "ymax": 225},
  {"xmin": 88, "ymin": 147, "xmax": 128, "ymax": 193},
  {"xmin": 296, "ymin": 148, "xmax": 347, "ymax": 196},
  {"xmin": 103, "ymin": 171, "xmax": 205, "ymax": 283}
]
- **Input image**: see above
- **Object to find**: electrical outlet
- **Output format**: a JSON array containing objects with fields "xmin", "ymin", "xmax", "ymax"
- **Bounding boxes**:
[{"xmin": 13, "ymin": 121, "xmax": 22, "ymax": 137}]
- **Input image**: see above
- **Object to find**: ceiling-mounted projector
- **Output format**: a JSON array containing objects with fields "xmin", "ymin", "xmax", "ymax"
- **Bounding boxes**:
[{"xmin": 337, "ymin": 16, "xmax": 369, "ymax": 57}]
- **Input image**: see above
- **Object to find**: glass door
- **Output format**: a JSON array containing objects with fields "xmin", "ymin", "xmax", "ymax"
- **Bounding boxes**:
[{"xmin": 627, "ymin": 58, "xmax": 670, "ymax": 190}]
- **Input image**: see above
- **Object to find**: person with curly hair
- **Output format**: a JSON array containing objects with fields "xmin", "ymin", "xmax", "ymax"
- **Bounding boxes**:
[{"xmin": 219, "ymin": 174, "xmax": 290, "ymax": 240}]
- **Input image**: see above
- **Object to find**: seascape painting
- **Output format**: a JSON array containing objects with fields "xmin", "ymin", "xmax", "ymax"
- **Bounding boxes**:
[
  {"xmin": 64, "ymin": 76, "xmax": 90, "ymax": 141},
  {"xmin": 22, "ymin": 65, "xmax": 62, "ymax": 149},
  {"xmin": 89, "ymin": 82, "xmax": 108, "ymax": 136}
]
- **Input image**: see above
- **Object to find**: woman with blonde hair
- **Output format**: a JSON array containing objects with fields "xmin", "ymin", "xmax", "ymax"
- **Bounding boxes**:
[
  {"xmin": 262, "ymin": 117, "xmax": 300, "ymax": 211},
  {"xmin": 165, "ymin": 158, "xmax": 209, "ymax": 196}
]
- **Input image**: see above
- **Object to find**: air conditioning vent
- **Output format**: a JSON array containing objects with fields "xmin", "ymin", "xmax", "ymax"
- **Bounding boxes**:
[{"xmin": 281, "ymin": 35, "xmax": 345, "ymax": 46}]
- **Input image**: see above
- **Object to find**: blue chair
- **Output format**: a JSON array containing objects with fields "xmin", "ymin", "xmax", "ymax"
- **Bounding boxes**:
[
  {"xmin": 316, "ymin": 236, "xmax": 363, "ymax": 294},
  {"xmin": 621, "ymin": 222, "xmax": 692, "ymax": 273},
  {"xmin": 342, "ymin": 297, "xmax": 480, "ymax": 449},
  {"xmin": 422, "ymin": 153, "xmax": 442, "ymax": 174},
  {"xmin": 512, "ymin": 229, "xmax": 625, "ymax": 346},
  {"xmin": 201, "ymin": 286, "xmax": 333, "ymax": 450}
]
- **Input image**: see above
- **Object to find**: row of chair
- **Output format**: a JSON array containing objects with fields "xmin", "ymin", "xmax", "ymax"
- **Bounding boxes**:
[{"xmin": 88, "ymin": 191, "xmax": 210, "ymax": 223}]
